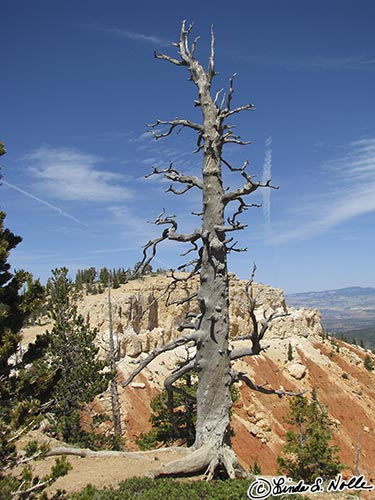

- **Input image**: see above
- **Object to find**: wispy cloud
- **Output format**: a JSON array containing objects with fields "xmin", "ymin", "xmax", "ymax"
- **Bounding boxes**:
[
  {"xmin": 24, "ymin": 147, "xmax": 131, "ymax": 202},
  {"xmin": 80, "ymin": 22, "xmax": 168, "ymax": 47},
  {"xmin": 238, "ymin": 52, "xmax": 375, "ymax": 71},
  {"xmin": 270, "ymin": 138, "xmax": 375, "ymax": 243},
  {"xmin": 287, "ymin": 55, "xmax": 375, "ymax": 71},
  {"xmin": 2, "ymin": 180, "xmax": 86, "ymax": 226}
]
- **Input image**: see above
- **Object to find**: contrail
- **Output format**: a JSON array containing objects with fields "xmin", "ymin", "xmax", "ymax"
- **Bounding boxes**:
[
  {"xmin": 2, "ymin": 180, "xmax": 87, "ymax": 226},
  {"xmin": 262, "ymin": 136, "xmax": 272, "ymax": 231}
]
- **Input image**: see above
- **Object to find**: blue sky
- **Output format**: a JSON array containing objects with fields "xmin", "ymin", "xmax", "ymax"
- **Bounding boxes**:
[{"xmin": 1, "ymin": 0, "xmax": 374, "ymax": 293}]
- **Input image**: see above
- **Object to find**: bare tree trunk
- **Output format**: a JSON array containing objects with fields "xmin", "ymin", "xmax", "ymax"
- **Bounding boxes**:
[
  {"xmin": 355, "ymin": 432, "xmax": 361, "ymax": 476},
  {"xmin": 108, "ymin": 278, "xmax": 122, "ymax": 440},
  {"xmin": 194, "ymin": 98, "xmax": 232, "ymax": 455}
]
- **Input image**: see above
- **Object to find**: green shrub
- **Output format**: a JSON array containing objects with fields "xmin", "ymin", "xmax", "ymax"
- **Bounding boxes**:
[
  {"xmin": 277, "ymin": 391, "xmax": 345, "ymax": 483},
  {"xmin": 364, "ymin": 354, "xmax": 374, "ymax": 371},
  {"xmin": 70, "ymin": 477, "xmax": 308, "ymax": 500}
]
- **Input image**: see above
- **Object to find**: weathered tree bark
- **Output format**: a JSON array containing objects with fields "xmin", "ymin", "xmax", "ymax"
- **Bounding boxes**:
[
  {"xmin": 107, "ymin": 278, "xmax": 122, "ymax": 441},
  {"xmin": 122, "ymin": 21, "xmax": 304, "ymax": 479},
  {"xmin": 190, "ymin": 54, "xmax": 233, "ymax": 465}
]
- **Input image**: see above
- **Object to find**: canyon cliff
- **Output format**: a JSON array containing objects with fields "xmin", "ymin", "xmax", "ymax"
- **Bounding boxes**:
[{"xmin": 22, "ymin": 273, "xmax": 375, "ymax": 482}]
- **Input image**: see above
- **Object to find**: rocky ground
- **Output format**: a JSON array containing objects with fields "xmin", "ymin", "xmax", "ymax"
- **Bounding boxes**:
[{"xmin": 20, "ymin": 274, "xmax": 375, "ymax": 498}]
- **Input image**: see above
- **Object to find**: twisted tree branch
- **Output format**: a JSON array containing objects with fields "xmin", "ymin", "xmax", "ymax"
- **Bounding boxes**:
[
  {"xmin": 146, "ymin": 162, "xmax": 202, "ymax": 190},
  {"xmin": 147, "ymin": 118, "xmax": 203, "ymax": 139},
  {"xmin": 232, "ymin": 370, "xmax": 307, "ymax": 397},
  {"xmin": 122, "ymin": 332, "xmax": 200, "ymax": 387}
]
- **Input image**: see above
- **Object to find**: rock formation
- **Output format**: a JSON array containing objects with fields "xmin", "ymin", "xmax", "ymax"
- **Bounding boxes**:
[
  {"xmin": 77, "ymin": 273, "xmax": 324, "ymax": 358},
  {"xmin": 20, "ymin": 273, "xmax": 375, "ymax": 482}
]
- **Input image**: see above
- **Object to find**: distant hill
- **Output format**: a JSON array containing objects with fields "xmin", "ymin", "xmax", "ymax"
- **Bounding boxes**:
[{"xmin": 286, "ymin": 287, "xmax": 375, "ymax": 343}]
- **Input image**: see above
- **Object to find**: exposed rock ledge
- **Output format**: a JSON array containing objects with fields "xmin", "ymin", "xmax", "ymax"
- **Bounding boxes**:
[{"xmin": 77, "ymin": 273, "xmax": 324, "ymax": 358}]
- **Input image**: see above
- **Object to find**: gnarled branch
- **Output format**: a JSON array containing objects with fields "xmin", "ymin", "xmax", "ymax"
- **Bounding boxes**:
[
  {"xmin": 221, "ymin": 157, "xmax": 249, "ymax": 172},
  {"xmin": 231, "ymin": 370, "xmax": 307, "ymax": 397},
  {"xmin": 122, "ymin": 331, "xmax": 200, "ymax": 387},
  {"xmin": 146, "ymin": 162, "xmax": 203, "ymax": 190},
  {"xmin": 147, "ymin": 117, "xmax": 203, "ymax": 139},
  {"xmin": 227, "ymin": 197, "xmax": 261, "ymax": 226},
  {"xmin": 223, "ymin": 172, "xmax": 278, "ymax": 205}
]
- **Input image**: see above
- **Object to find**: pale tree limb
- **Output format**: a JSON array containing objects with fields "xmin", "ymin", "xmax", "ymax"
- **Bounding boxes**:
[
  {"xmin": 137, "ymin": 210, "xmax": 202, "ymax": 274},
  {"xmin": 221, "ymin": 131, "xmax": 251, "ymax": 146},
  {"xmin": 164, "ymin": 358, "xmax": 197, "ymax": 403},
  {"xmin": 218, "ymin": 73, "xmax": 255, "ymax": 119},
  {"xmin": 121, "ymin": 332, "xmax": 200, "ymax": 387},
  {"xmin": 169, "ymin": 264, "xmax": 201, "ymax": 284},
  {"xmin": 214, "ymin": 223, "xmax": 248, "ymax": 233},
  {"xmin": 153, "ymin": 51, "xmax": 184, "ymax": 66},
  {"xmin": 164, "ymin": 359, "xmax": 197, "ymax": 437},
  {"xmin": 146, "ymin": 443, "xmax": 248, "ymax": 479},
  {"xmin": 46, "ymin": 446, "xmax": 188, "ymax": 458},
  {"xmin": 145, "ymin": 162, "xmax": 203, "ymax": 190},
  {"xmin": 225, "ymin": 239, "xmax": 248, "ymax": 254},
  {"xmin": 180, "ymin": 240, "xmax": 199, "ymax": 256},
  {"xmin": 232, "ymin": 370, "xmax": 307, "ymax": 398},
  {"xmin": 147, "ymin": 117, "xmax": 203, "ymax": 139},
  {"xmin": 207, "ymin": 24, "xmax": 216, "ymax": 82},
  {"xmin": 221, "ymin": 157, "xmax": 249, "ymax": 172},
  {"xmin": 227, "ymin": 197, "xmax": 261, "ymax": 227},
  {"xmin": 223, "ymin": 172, "xmax": 278, "ymax": 204},
  {"xmin": 166, "ymin": 184, "xmax": 194, "ymax": 195},
  {"xmin": 222, "ymin": 104, "xmax": 255, "ymax": 119},
  {"xmin": 11, "ymin": 479, "xmax": 53, "ymax": 498},
  {"xmin": 171, "ymin": 293, "xmax": 199, "ymax": 306},
  {"xmin": 8, "ymin": 419, "xmax": 37, "ymax": 444}
]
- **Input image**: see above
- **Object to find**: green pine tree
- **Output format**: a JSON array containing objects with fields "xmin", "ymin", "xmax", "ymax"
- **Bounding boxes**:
[
  {"xmin": 137, "ymin": 373, "xmax": 240, "ymax": 451},
  {"xmin": 17, "ymin": 270, "xmax": 46, "ymax": 325},
  {"xmin": 99, "ymin": 267, "xmax": 110, "ymax": 286},
  {"xmin": 137, "ymin": 373, "xmax": 197, "ymax": 450},
  {"xmin": 0, "ymin": 212, "xmax": 70, "ymax": 498},
  {"xmin": 44, "ymin": 267, "xmax": 109, "ymax": 444},
  {"xmin": 277, "ymin": 391, "xmax": 345, "ymax": 482},
  {"xmin": 0, "ymin": 212, "xmax": 24, "ymax": 377},
  {"xmin": 364, "ymin": 354, "xmax": 374, "ymax": 371}
]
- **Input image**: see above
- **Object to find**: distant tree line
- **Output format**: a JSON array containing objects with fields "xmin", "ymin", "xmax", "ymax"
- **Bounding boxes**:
[
  {"xmin": 74, "ymin": 266, "xmax": 129, "ymax": 293},
  {"xmin": 321, "ymin": 329, "xmax": 375, "ymax": 370},
  {"xmin": 74, "ymin": 263, "xmax": 168, "ymax": 294}
]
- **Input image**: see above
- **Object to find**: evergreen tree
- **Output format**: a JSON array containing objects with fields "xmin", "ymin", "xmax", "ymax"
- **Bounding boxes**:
[
  {"xmin": 277, "ymin": 391, "xmax": 345, "ymax": 482},
  {"xmin": 17, "ymin": 270, "xmax": 46, "ymax": 325},
  {"xmin": 137, "ymin": 373, "xmax": 239, "ymax": 451},
  {"xmin": 0, "ymin": 213, "xmax": 70, "ymax": 498},
  {"xmin": 0, "ymin": 212, "xmax": 24, "ymax": 377},
  {"xmin": 99, "ymin": 267, "xmax": 110, "ymax": 286},
  {"xmin": 136, "ymin": 373, "xmax": 197, "ymax": 450},
  {"xmin": 364, "ymin": 354, "xmax": 374, "ymax": 371},
  {"xmin": 111, "ymin": 269, "xmax": 120, "ymax": 289},
  {"xmin": 118, "ymin": 267, "xmax": 128, "ymax": 284},
  {"xmin": 44, "ymin": 267, "xmax": 109, "ymax": 444}
]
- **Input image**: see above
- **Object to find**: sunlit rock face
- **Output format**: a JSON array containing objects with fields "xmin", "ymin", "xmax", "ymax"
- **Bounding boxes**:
[{"xmin": 77, "ymin": 273, "xmax": 323, "ymax": 357}]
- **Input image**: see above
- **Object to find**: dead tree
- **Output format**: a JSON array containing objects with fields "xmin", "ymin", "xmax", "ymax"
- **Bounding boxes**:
[
  {"xmin": 123, "ymin": 21, "xmax": 302, "ymax": 479},
  {"xmin": 107, "ymin": 278, "xmax": 122, "ymax": 441}
]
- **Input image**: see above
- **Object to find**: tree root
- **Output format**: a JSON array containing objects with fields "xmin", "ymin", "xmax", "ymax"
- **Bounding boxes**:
[
  {"xmin": 146, "ymin": 444, "xmax": 248, "ymax": 480},
  {"xmin": 46, "ymin": 445, "xmax": 247, "ymax": 481}
]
